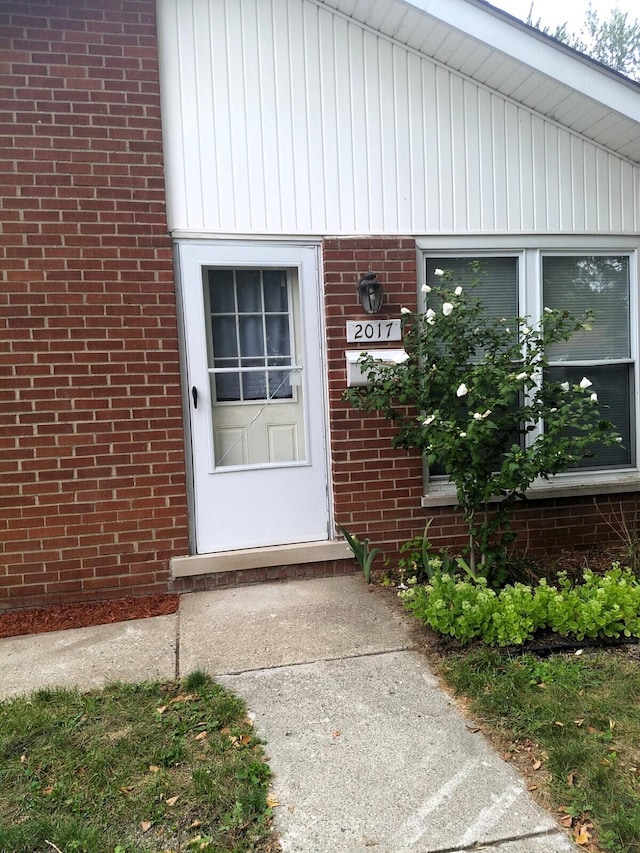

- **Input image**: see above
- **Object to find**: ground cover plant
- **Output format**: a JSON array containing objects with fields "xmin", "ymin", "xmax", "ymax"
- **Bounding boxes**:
[
  {"xmin": 439, "ymin": 647, "xmax": 640, "ymax": 853},
  {"xmin": 0, "ymin": 672, "xmax": 278, "ymax": 853}
]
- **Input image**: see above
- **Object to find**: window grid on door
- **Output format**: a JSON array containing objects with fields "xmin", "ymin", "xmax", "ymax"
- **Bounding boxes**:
[{"xmin": 206, "ymin": 268, "xmax": 295, "ymax": 404}]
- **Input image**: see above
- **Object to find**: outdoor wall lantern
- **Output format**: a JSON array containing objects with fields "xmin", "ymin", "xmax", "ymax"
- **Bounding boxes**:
[{"xmin": 357, "ymin": 272, "xmax": 384, "ymax": 314}]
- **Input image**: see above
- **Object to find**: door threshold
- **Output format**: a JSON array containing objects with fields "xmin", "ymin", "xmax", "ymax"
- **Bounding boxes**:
[{"xmin": 171, "ymin": 540, "xmax": 350, "ymax": 578}]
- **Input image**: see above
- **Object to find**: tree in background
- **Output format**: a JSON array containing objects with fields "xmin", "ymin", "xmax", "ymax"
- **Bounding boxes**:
[{"xmin": 527, "ymin": 2, "xmax": 640, "ymax": 81}]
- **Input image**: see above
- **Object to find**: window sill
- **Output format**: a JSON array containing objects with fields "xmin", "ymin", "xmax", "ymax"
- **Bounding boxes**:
[{"xmin": 421, "ymin": 471, "xmax": 640, "ymax": 508}]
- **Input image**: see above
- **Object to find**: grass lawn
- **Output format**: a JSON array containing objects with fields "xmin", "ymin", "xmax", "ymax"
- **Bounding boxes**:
[
  {"xmin": 439, "ymin": 647, "xmax": 640, "ymax": 853},
  {"xmin": 0, "ymin": 671, "xmax": 279, "ymax": 853}
]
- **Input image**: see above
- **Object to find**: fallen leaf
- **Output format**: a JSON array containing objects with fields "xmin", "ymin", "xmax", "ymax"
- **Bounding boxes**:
[
  {"xmin": 587, "ymin": 726, "xmax": 598, "ymax": 735},
  {"xmin": 567, "ymin": 772, "xmax": 575, "ymax": 787},
  {"xmin": 466, "ymin": 725, "xmax": 481, "ymax": 733},
  {"xmin": 170, "ymin": 693, "xmax": 197, "ymax": 704},
  {"xmin": 42, "ymin": 786, "xmax": 54, "ymax": 796},
  {"xmin": 165, "ymin": 795, "xmax": 180, "ymax": 807},
  {"xmin": 20, "ymin": 754, "xmax": 27, "ymax": 764},
  {"xmin": 221, "ymin": 726, "xmax": 231, "ymax": 736},
  {"xmin": 266, "ymin": 794, "xmax": 280, "ymax": 808},
  {"xmin": 195, "ymin": 731, "xmax": 207, "ymax": 741},
  {"xmin": 532, "ymin": 760, "xmax": 543, "ymax": 771},
  {"xmin": 156, "ymin": 706, "xmax": 168, "ymax": 715},
  {"xmin": 554, "ymin": 721, "xmax": 565, "ymax": 727},
  {"xmin": 239, "ymin": 734, "xmax": 252, "ymax": 746},
  {"xmin": 537, "ymin": 682, "xmax": 547, "ymax": 689},
  {"xmin": 574, "ymin": 825, "xmax": 591, "ymax": 845},
  {"xmin": 561, "ymin": 815, "xmax": 573, "ymax": 828},
  {"xmin": 189, "ymin": 820, "xmax": 202, "ymax": 829},
  {"xmin": 574, "ymin": 719, "xmax": 585, "ymax": 727},
  {"xmin": 140, "ymin": 821, "xmax": 152, "ymax": 833},
  {"xmin": 149, "ymin": 765, "xmax": 160, "ymax": 773},
  {"xmin": 119, "ymin": 785, "xmax": 134, "ymax": 794}
]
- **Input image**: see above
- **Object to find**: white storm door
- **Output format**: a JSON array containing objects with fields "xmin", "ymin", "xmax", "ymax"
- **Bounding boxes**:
[{"xmin": 179, "ymin": 242, "xmax": 329, "ymax": 553}]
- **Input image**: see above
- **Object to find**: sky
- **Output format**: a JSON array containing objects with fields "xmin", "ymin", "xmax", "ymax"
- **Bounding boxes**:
[{"xmin": 491, "ymin": 0, "xmax": 639, "ymax": 32}]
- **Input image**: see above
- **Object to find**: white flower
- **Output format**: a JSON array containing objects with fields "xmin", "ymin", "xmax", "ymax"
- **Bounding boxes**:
[
  {"xmin": 421, "ymin": 284, "xmax": 431, "ymax": 293},
  {"xmin": 393, "ymin": 351, "xmax": 409, "ymax": 364},
  {"xmin": 560, "ymin": 381, "xmax": 570, "ymax": 391},
  {"xmin": 459, "ymin": 431, "xmax": 467, "ymax": 437},
  {"xmin": 456, "ymin": 383, "xmax": 468, "ymax": 397},
  {"xmin": 579, "ymin": 376, "xmax": 592, "ymax": 390},
  {"xmin": 482, "ymin": 409, "xmax": 492, "ymax": 419},
  {"xmin": 473, "ymin": 412, "xmax": 482, "ymax": 420},
  {"xmin": 544, "ymin": 307, "xmax": 553, "ymax": 314},
  {"xmin": 516, "ymin": 372, "xmax": 528, "ymax": 381},
  {"xmin": 434, "ymin": 268, "xmax": 444, "ymax": 277},
  {"xmin": 454, "ymin": 286, "xmax": 462, "ymax": 296},
  {"xmin": 442, "ymin": 302, "xmax": 454, "ymax": 316},
  {"xmin": 505, "ymin": 327, "xmax": 511, "ymax": 334},
  {"xmin": 500, "ymin": 317, "xmax": 507, "ymax": 323},
  {"xmin": 426, "ymin": 308, "xmax": 436, "ymax": 325},
  {"xmin": 400, "ymin": 306, "xmax": 411, "ymax": 315},
  {"xmin": 521, "ymin": 325, "xmax": 531, "ymax": 336},
  {"xmin": 423, "ymin": 415, "xmax": 435, "ymax": 426},
  {"xmin": 590, "ymin": 392, "xmax": 598, "ymax": 402},
  {"xmin": 616, "ymin": 437, "xmax": 623, "ymax": 443},
  {"xmin": 550, "ymin": 407, "xmax": 558, "ymax": 413}
]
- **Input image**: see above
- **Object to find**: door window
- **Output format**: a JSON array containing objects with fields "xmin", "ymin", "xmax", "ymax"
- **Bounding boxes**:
[{"xmin": 204, "ymin": 268, "xmax": 305, "ymax": 468}]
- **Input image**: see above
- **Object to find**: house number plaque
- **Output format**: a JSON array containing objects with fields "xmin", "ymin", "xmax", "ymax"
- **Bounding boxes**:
[{"xmin": 346, "ymin": 319, "xmax": 402, "ymax": 343}]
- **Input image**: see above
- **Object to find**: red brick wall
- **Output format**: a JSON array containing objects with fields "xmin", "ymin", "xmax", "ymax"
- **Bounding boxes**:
[
  {"xmin": 323, "ymin": 237, "xmax": 640, "ymax": 563},
  {"xmin": 0, "ymin": 0, "xmax": 189, "ymax": 610}
]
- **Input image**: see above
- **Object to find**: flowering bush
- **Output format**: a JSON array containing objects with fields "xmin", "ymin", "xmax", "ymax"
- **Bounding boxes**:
[{"xmin": 345, "ymin": 265, "xmax": 621, "ymax": 581}]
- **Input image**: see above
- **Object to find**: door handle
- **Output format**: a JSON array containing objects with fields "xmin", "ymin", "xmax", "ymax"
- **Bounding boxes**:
[{"xmin": 191, "ymin": 386, "xmax": 198, "ymax": 409}]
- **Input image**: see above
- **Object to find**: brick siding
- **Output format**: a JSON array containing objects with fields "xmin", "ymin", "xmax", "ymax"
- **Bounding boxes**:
[{"xmin": 0, "ymin": 0, "xmax": 189, "ymax": 610}]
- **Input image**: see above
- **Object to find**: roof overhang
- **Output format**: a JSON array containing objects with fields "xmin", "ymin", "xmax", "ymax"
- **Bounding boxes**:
[{"xmin": 319, "ymin": 0, "xmax": 640, "ymax": 164}]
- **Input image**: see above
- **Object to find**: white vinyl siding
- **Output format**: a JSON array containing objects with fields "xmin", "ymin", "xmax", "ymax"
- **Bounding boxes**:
[{"xmin": 156, "ymin": 0, "xmax": 640, "ymax": 237}]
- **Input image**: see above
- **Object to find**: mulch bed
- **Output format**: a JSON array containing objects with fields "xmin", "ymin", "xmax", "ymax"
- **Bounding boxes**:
[{"xmin": 0, "ymin": 594, "xmax": 180, "ymax": 640}]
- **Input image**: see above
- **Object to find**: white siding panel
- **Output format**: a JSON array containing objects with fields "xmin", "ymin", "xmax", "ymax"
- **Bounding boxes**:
[{"xmin": 157, "ymin": 0, "xmax": 640, "ymax": 235}]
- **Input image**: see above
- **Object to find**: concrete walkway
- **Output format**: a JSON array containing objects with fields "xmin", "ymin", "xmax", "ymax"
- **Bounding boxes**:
[{"xmin": 0, "ymin": 576, "xmax": 575, "ymax": 852}]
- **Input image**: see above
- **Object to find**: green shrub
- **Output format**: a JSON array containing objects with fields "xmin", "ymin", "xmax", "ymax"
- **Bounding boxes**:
[{"xmin": 401, "ymin": 564, "xmax": 640, "ymax": 646}]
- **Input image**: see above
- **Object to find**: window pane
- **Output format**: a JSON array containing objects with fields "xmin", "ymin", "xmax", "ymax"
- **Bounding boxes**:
[
  {"xmin": 426, "ymin": 257, "xmax": 518, "ymax": 320},
  {"xmin": 242, "ymin": 371, "xmax": 267, "ymax": 400},
  {"xmin": 208, "ymin": 270, "xmax": 235, "ymax": 313},
  {"xmin": 236, "ymin": 270, "xmax": 262, "ymax": 312},
  {"xmin": 211, "ymin": 316, "xmax": 238, "ymax": 359},
  {"xmin": 268, "ymin": 369, "xmax": 293, "ymax": 399},
  {"xmin": 263, "ymin": 270, "xmax": 288, "ymax": 312},
  {"xmin": 546, "ymin": 364, "xmax": 633, "ymax": 468},
  {"xmin": 543, "ymin": 256, "xmax": 629, "ymax": 361},
  {"xmin": 239, "ymin": 315, "xmax": 265, "ymax": 358},
  {"xmin": 214, "ymin": 372, "xmax": 240, "ymax": 402},
  {"xmin": 265, "ymin": 315, "xmax": 290, "ymax": 358}
]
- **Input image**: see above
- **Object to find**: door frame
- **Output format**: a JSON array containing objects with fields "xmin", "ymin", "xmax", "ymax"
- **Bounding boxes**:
[{"xmin": 174, "ymin": 239, "xmax": 333, "ymax": 555}]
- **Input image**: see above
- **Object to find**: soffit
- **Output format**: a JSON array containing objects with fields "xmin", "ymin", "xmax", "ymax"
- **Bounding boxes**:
[{"xmin": 318, "ymin": 0, "xmax": 640, "ymax": 164}]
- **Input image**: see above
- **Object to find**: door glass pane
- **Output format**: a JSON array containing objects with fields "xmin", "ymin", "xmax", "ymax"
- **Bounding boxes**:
[
  {"xmin": 236, "ymin": 270, "xmax": 262, "ymax": 312},
  {"xmin": 208, "ymin": 270, "xmax": 235, "ymax": 312},
  {"xmin": 543, "ymin": 256, "xmax": 629, "ymax": 361},
  {"xmin": 212, "ymin": 372, "xmax": 240, "ymax": 403},
  {"xmin": 211, "ymin": 316, "xmax": 238, "ymax": 358},
  {"xmin": 268, "ymin": 369, "xmax": 293, "ymax": 399},
  {"xmin": 265, "ymin": 315, "xmax": 290, "ymax": 357},
  {"xmin": 242, "ymin": 371, "xmax": 267, "ymax": 400},
  {"xmin": 239, "ymin": 316, "xmax": 265, "ymax": 358},
  {"xmin": 263, "ymin": 270, "xmax": 288, "ymax": 311}
]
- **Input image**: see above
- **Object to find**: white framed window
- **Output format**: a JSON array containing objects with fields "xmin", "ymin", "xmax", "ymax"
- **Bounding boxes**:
[{"xmin": 417, "ymin": 236, "xmax": 640, "ymax": 504}]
